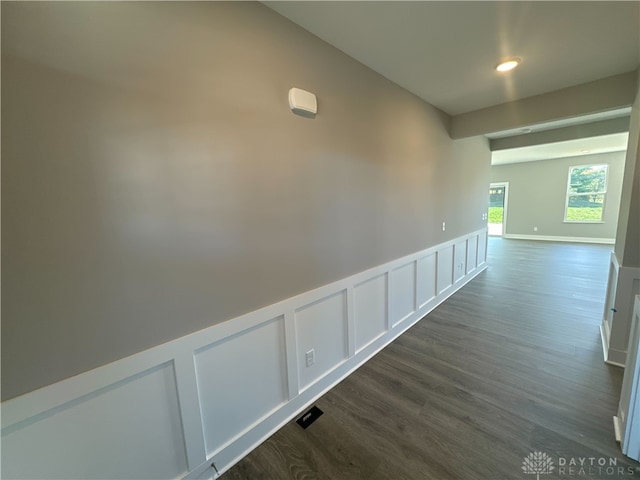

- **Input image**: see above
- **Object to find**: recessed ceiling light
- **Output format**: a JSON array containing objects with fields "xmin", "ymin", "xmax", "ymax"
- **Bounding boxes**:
[{"xmin": 496, "ymin": 58, "xmax": 521, "ymax": 72}]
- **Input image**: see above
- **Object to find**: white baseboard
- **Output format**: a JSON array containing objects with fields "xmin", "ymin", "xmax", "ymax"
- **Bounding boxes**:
[
  {"xmin": 502, "ymin": 233, "xmax": 615, "ymax": 244},
  {"xmin": 601, "ymin": 322, "xmax": 626, "ymax": 367},
  {"xmin": 614, "ymin": 416, "xmax": 622, "ymax": 443},
  {"xmin": 606, "ymin": 349, "xmax": 628, "ymax": 368},
  {"xmin": 1, "ymin": 229, "xmax": 488, "ymax": 480}
]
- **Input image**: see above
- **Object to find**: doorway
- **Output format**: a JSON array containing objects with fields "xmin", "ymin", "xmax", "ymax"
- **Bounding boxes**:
[{"xmin": 488, "ymin": 182, "xmax": 508, "ymax": 236}]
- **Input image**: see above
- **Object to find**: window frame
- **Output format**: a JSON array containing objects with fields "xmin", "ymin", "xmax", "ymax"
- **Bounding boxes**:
[{"xmin": 563, "ymin": 163, "xmax": 609, "ymax": 224}]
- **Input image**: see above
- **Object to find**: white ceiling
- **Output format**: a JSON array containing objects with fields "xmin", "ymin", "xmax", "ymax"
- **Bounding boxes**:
[{"xmin": 266, "ymin": 1, "xmax": 640, "ymax": 116}]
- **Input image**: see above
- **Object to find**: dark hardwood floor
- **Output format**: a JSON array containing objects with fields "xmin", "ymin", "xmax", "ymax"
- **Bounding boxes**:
[{"xmin": 223, "ymin": 238, "xmax": 640, "ymax": 479}]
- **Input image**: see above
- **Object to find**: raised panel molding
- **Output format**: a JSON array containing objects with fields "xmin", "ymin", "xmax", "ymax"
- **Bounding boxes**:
[
  {"xmin": 466, "ymin": 236, "xmax": 478, "ymax": 274},
  {"xmin": 437, "ymin": 245, "xmax": 454, "ymax": 294},
  {"xmin": 478, "ymin": 230, "xmax": 488, "ymax": 267},
  {"xmin": 354, "ymin": 274, "xmax": 388, "ymax": 352},
  {"xmin": 295, "ymin": 291, "xmax": 348, "ymax": 391},
  {"xmin": 417, "ymin": 253, "xmax": 437, "ymax": 308},
  {"xmin": 1, "ymin": 229, "xmax": 488, "ymax": 480},
  {"xmin": 454, "ymin": 241, "xmax": 467, "ymax": 282},
  {"xmin": 391, "ymin": 262, "xmax": 417, "ymax": 326},
  {"xmin": 1, "ymin": 363, "xmax": 188, "ymax": 480},
  {"xmin": 195, "ymin": 316, "xmax": 288, "ymax": 455}
]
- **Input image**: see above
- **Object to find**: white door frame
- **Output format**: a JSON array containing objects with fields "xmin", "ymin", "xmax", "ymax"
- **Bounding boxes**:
[
  {"xmin": 489, "ymin": 182, "xmax": 509, "ymax": 236},
  {"xmin": 618, "ymin": 297, "xmax": 640, "ymax": 461}
]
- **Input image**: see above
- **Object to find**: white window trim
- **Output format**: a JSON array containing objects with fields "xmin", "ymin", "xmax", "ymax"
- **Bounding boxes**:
[{"xmin": 563, "ymin": 163, "xmax": 609, "ymax": 223}]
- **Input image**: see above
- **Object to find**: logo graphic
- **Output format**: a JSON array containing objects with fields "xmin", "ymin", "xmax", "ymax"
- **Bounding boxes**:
[{"xmin": 522, "ymin": 451, "xmax": 555, "ymax": 480}]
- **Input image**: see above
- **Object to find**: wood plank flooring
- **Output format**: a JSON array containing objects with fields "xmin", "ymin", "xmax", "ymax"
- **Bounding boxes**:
[{"xmin": 222, "ymin": 238, "xmax": 640, "ymax": 479}]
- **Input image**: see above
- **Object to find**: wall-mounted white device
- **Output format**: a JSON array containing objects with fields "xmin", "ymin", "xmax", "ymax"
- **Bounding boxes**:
[{"xmin": 289, "ymin": 88, "xmax": 317, "ymax": 117}]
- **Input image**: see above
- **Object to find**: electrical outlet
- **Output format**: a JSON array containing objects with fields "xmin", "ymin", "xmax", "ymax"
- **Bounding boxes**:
[
  {"xmin": 305, "ymin": 349, "xmax": 315, "ymax": 367},
  {"xmin": 533, "ymin": 226, "xmax": 538, "ymax": 232},
  {"xmin": 442, "ymin": 221, "xmax": 446, "ymax": 231}
]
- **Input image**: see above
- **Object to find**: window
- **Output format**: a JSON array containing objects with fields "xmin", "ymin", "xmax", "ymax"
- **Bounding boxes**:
[{"xmin": 565, "ymin": 164, "xmax": 608, "ymax": 222}]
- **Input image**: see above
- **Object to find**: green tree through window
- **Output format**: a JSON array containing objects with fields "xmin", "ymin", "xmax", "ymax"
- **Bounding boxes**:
[{"xmin": 565, "ymin": 164, "xmax": 608, "ymax": 222}]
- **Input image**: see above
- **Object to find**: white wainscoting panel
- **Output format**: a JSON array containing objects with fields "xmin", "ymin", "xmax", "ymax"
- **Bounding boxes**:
[
  {"xmin": 1, "ymin": 363, "xmax": 187, "ymax": 480},
  {"xmin": 478, "ymin": 231, "xmax": 487, "ymax": 266},
  {"xmin": 437, "ymin": 245, "xmax": 454, "ymax": 294},
  {"xmin": 466, "ymin": 235, "xmax": 478, "ymax": 274},
  {"xmin": 195, "ymin": 316, "xmax": 288, "ymax": 456},
  {"xmin": 454, "ymin": 240, "xmax": 467, "ymax": 282},
  {"xmin": 1, "ymin": 228, "xmax": 488, "ymax": 480},
  {"xmin": 295, "ymin": 291, "xmax": 348, "ymax": 391},
  {"xmin": 391, "ymin": 261, "xmax": 417, "ymax": 326},
  {"xmin": 417, "ymin": 253, "xmax": 437, "ymax": 309},
  {"xmin": 353, "ymin": 274, "xmax": 388, "ymax": 352}
]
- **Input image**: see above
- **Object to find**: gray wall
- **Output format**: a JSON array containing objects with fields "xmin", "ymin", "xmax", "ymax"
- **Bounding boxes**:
[
  {"xmin": 490, "ymin": 152, "xmax": 626, "ymax": 239},
  {"xmin": 615, "ymin": 69, "xmax": 640, "ymax": 267},
  {"xmin": 1, "ymin": 2, "xmax": 490, "ymax": 400}
]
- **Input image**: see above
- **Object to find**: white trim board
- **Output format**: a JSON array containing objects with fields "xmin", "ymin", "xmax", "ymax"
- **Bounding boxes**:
[
  {"xmin": 503, "ymin": 233, "xmax": 615, "ymax": 244},
  {"xmin": 616, "ymin": 296, "xmax": 640, "ymax": 461},
  {"xmin": 601, "ymin": 322, "xmax": 626, "ymax": 367},
  {"xmin": 489, "ymin": 181, "xmax": 509, "ymax": 237},
  {"xmin": 601, "ymin": 253, "xmax": 640, "ymax": 368},
  {"xmin": 1, "ymin": 229, "xmax": 489, "ymax": 480},
  {"xmin": 614, "ymin": 415, "xmax": 622, "ymax": 443}
]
